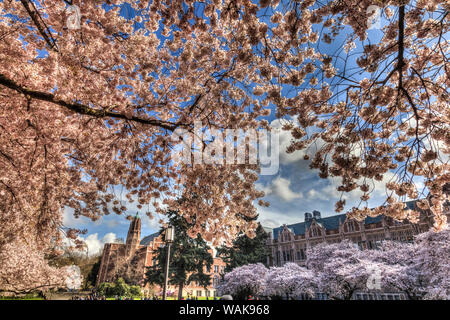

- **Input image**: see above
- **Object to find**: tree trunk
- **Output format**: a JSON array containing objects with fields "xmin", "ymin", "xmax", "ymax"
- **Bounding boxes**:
[{"xmin": 178, "ymin": 283, "xmax": 184, "ymax": 300}]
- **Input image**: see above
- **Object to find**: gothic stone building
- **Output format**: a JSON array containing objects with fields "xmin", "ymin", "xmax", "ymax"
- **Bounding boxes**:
[
  {"xmin": 96, "ymin": 215, "xmax": 226, "ymax": 298},
  {"xmin": 266, "ymin": 199, "xmax": 449, "ymax": 268},
  {"xmin": 265, "ymin": 198, "xmax": 450, "ymax": 300}
]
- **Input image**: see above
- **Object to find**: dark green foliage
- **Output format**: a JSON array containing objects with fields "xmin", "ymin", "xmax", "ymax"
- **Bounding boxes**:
[
  {"xmin": 217, "ymin": 223, "xmax": 269, "ymax": 272},
  {"xmin": 85, "ymin": 257, "xmax": 101, "ymax": 288},
  {"xmin": 97, "ymin": 278, "xmax": 142, "ymax": 297},
  {"xmin": 145, "ymin": 210, "xmax": 213, "ymax": 299}
]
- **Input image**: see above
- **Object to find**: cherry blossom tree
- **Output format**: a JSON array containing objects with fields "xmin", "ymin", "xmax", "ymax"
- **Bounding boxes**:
[
  {"xmin": 306, "ymin": 240, "xmax": 402, "ymax": 300},
  {"xmin": 263, "ymin": 262, "xmax": 315, "ymax": 299},
  {"xmin": 365, "ymin": 239, "xmax": 422, "ymax": 299},
  {"xmin": 272, "ymin": 0, "xmax": 450, "ymax": 230},
  {"xmin": 0, "ymin": 238, "xmax": 75, "ymax": 294},
  {"xmin": 217, "ymin": 263, "xmax": 268, "ymax": 299},
  {"xmin": 0, "ymin": 0, "xmax": 448, "ymax": 293},
  {"xmin": 365, "ymin": 229, "xmax": 450, "ymax": 299},
  {"xmin": 218, "ymin": 229, "xmax": 448, "ymax": 300},
  {"xmin": 0, "ymin": 0, "xmax": 269, "ymax": 291},
  {"xmin": 409, "ymin": 228, "xmax": 450, "ymax": 299}
]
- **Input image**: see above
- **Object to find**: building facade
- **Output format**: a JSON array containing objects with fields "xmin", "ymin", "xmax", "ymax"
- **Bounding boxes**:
[
  {"xmin": 266, "ymin": 199, "xmax": 449, "ymax": 268},
  {"xmin": 265, "ymin": 197, "xmax": 449, "ymax": 300},
  {"xmin": 96, "ymin": 214, "xmax": 226, "ymax": 297}
]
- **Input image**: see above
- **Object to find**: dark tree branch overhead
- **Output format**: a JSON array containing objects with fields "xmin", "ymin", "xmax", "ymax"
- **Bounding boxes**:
[
  {"xmin": 20, "ymin": 0, "xmax": 59, "ymax": 51},
  {"xmin": 0, "ymin": 73, "xmax": 178, "ymax": 131},
  {"xmin": 397, "ymin": 4, "xmax": 421, "ymax": 123}
]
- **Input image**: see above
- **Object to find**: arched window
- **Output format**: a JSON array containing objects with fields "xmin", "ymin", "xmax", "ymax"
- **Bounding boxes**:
[{"xmin": 348, "ymin": 221, "xmax": 355, "ymax": 232}]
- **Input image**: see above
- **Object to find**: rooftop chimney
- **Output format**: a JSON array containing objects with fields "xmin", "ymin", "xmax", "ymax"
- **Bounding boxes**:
[
  {"xmin": 313, "ymin": 210, "xmax": 321, "ymax": 219},
  {"xmin": 304, "ymin": 212, "xmax": 312, "ymax": 222}
]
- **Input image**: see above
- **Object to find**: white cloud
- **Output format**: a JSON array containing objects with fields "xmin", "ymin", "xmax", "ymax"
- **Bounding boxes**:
[
  {"xmin": 81, "ymin": 232, "xmax": 120, "ymax": 256},
  {"xmin": 257, "ymin": 176, "xmax": 303, "ymax": 202},
  {"xmin": 141, "ymin": 213, "xmax": 164, "ymax": 231},
  {"xmin": 305, "ymin": 178, "xmax": 348, "ymax": 202},
  {"xmin": 257, "ymin": 206, "xmax": 303, "ymax": 227},
  {"xmin": 259, "ymin": 218, "xmax": 279, "ymax": 229},
  {"xmin": 272, "ymin": 176, "xmax": 303, "ymax": 201},
  {"xmin": 269, "ymin": 119, "xmax": 305, "ymax": 165},
  {"xmin": 268, "ymin": 119, "xmax": 326, "ymax": 166},
  {"xmin": 255, "ymin": 182, "xmax": 272, "ymax": 195},
  {"xmin": 306, "ymin": 189, "xmax": 330, "ymax": 201},
  {"xmin": 62, "ymin": 207, "xmax": 86, "ymax": 227}
]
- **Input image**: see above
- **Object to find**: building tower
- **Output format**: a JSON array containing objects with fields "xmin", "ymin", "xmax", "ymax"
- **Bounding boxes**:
[{"xmin": 126, "ymin": 213, "xmax": 141, "ymax": 256}]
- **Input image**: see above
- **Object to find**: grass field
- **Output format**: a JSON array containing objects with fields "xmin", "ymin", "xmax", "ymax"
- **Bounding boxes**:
[
  {"xmin": 0, "ymin": 292, "xmax": 218, "ymax": 300},
  {"xmin": 0, "ymin": 295, "xmax": 44, "ymax": 300}
]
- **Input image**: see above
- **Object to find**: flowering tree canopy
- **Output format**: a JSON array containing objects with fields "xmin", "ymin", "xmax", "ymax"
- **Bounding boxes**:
[
  {"xmin": 365, "ymin": 229, "xmax": 450, "ymax": 299},
  {"xmin": 409, "ymin": 228, "xmax": 450, "ymax": 299},
  {"xmin": 263, "ymin": 262, "xmax": 315, "ymax": 299},
  {"xmin": 217, "ymin": 263, "xmax": 268, "ymax": 299},
  {"xmin": 305, "ymin": 240, "xmax": 372, "ymax": 299},
  {"xmin": 0, "ymin": 238, "xmax": 75, "ymax": 294},
  {"xmin": 0, "ymin": 0, "xmax": 270, "ymax": 290}
]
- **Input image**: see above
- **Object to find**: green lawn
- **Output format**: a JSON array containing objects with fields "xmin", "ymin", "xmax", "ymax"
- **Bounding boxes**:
[{"xmin": 0, "ymin": 295, "xmax": 44, "ymax": 300}]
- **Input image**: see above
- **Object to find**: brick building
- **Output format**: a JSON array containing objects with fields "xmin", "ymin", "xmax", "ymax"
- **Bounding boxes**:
[
  {"xmin": 96, "ymin": 214, "xmax": 226, "ymax": 298},
  {"xmin": 264, "ymin": 197, "xmax": 450, "ymax": 300},
  {"xmin": 266, "ymin": 198, "xmax": 450, "ymax": 268}
]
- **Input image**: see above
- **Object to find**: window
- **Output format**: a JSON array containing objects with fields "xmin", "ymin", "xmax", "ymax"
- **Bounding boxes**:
[
  {"xmin": 316, "ymin": 293, "xmax": 328, "ymax": 300},
  {"xmin": 213, "ymin": 276, "xmax": 220, "ymax": 287},
  {"xmin": 375, "ymin": 240, "xmax": 383, "ymax": 248},
  {"xmin": 296, "ymin": 249, "xmax": 306, "ymax": 260},
  {"xmin": 214, "ymin": 265, "xmax": 219, "ymax": 273},
  {"xmin": 196, "ymin": 290, "xmax": 202, "ymax": 297},
  {"xmin": 348, "ymin": 221, "xmax": 355, "ymax": 232},
  {"xmin": 206, "ymin": 265, "xmax": 211, "ymax": 273},
  {"xmin": 206, "ymin": 291, "xmax": 211, "ymax": 297}
]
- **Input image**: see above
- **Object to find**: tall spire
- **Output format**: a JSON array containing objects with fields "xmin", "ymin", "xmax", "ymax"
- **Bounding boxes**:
[{"xmin": 125, "ymin": 214, "xmax": 141, "ymax": 255}]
